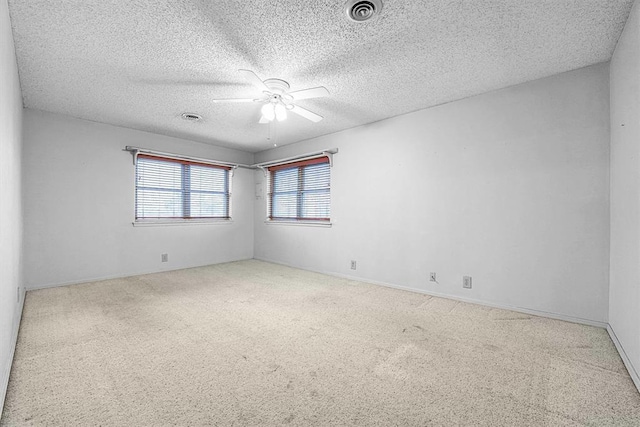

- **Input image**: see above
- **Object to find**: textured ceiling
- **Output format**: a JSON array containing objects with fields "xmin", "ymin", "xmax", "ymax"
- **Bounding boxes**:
[{"xmin": 7, "ymin": 0, "xmax": 634, "ymax": 153}]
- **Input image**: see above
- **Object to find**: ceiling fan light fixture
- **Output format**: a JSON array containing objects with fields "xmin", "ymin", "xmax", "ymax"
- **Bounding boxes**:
[
  {"xmin": 261, "ymin": 103, "xmax": 275, "ymax": 121},
  {"xmin": 275, "ymin": 103, "xmax": 287, "ymax": 121},
  {"xmin": 345, "ymin": 0, "xmax": 382, "ymax": 22}
]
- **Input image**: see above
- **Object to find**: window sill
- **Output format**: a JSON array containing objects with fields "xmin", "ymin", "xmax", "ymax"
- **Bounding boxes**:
[
  {"xmin": 133, "ymin": 219, "xmax": 233, "ymax": 227},
  {"xmin": 264, "ymin": 220, "xmax": 332, "ymax": 228}
]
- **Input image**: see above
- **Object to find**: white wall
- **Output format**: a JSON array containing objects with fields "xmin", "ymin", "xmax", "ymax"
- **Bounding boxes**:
[
  {"xmin": 254, "ymin": 63, "xmax": 611, "ymax": 325},
  {"xmin": 610, "ymin": 0, "xmax": 640, "ymax": 389},
  {"xmin": 0, "ymin": 0, "xmax": 23, "ymax": 411},
  {"xmin": 23, "ymin": 109, "xmax": 254, "ymax": 288}
]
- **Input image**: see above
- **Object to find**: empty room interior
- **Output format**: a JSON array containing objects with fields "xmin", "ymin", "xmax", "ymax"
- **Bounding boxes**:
[{"xmin": 2, "ymin": 0, "xmax": 640, "ymax": 425}]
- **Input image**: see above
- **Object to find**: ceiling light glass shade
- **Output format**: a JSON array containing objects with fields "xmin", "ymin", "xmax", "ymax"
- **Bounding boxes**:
[
  {"xmin": 261, "ymin": 103, "xmax": 275, "ymax": 121},
  {"xmin": 275, "ymin": 103, "xmax": 287, "ymax": 121}
]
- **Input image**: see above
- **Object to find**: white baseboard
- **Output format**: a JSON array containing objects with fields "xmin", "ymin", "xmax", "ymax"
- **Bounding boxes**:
[
  {"xmin": 27, "ymin": 257, "xmax": 254, "ymax": 291},
  {"xmin": 607, "ymin": 324, "xmax": 640, "ymax": 394},
  {"xmin": 253, "ymin": 257, "xmax": 608, "ymax": 328},
  {"xmin": 1, "ymin": 286, "xmax": 26, "ymax": 417}
]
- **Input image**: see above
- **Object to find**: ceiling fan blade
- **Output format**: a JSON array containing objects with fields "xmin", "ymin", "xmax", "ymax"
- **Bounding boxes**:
[
  {"xmin": 238, "ymin": 69, "xmax": 269, "ymax": 92},
  {"xmin": 211, "ymin": 98, "xmax": 258, "ymax": 103},
  {"xmin": 258, "ymin": 115, "xmax": 270, "ymax": 124},
  {"xmin": 288, "ymin": 86, "xmax": 330, "ymax": 100},
  {"xmin": 290, "ymin": 105, "xmax": 324, "ymax": 123},
  {"xmin": 132, "ymin": 77, "xmax": 248, "ymax": 88}
]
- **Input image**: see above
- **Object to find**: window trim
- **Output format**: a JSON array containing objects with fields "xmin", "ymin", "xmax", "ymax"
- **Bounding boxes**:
[
  {"xmin": 267, "ymin": 156, "xmax": 331, "ymax": 224},
  {"xmin": 134, "ymin": 154, "xmax": 232, "ymax": 223},
  {"xmin": 263, "ymin": 219, "xmax": 332, "ymax": 228},
  {"xmin": 132, "ymin": 218, "xmax": 234, "ymax": 227}
]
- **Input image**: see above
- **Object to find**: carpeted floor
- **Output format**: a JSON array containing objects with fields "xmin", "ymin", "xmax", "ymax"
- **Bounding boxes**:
[{"xmin": 2, "ymin": 260, "xmax": 639, "ymax": 426}]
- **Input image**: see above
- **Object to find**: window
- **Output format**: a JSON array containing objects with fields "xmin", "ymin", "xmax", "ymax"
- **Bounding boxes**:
[
  {"xmin": 135, "ymin": 154, "xmax": 231, "ymax": 221},
  {"xmin": 268, "ymin": 157, "xmax": 330, "ymax": 222}
]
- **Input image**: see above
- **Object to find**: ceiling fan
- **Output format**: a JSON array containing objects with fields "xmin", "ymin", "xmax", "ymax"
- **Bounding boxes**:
[{"xmin": 212, "ymin": 69, "xmax": 329, "ymax": 124}]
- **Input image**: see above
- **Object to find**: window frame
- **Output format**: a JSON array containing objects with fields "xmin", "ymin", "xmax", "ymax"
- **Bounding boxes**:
[
  {"xmin": 134, "ymin": 154, "xmax": 232, "ymax": 224},
  {"xmin": 267, "ymin": 156, "xmax": 331, "ymax": 224}
]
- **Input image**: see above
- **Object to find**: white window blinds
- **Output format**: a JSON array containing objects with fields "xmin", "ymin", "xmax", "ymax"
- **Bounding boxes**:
[
  {"xmin": 135, "ymin": 155, "xmax": 231, "ymax": 220},
  {"xmin": 268, "ymin": 157, "xmax": 330, "ymax": 221}
]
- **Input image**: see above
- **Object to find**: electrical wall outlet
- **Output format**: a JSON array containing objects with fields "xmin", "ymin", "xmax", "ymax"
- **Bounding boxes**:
[
  {"xmin": 429, "ymin": 272, "xmax": 437, "ymax": 282},
  {"xmin": 350, "ymin": 260, "xmax": 357, "ymax": 270},
  {"xmin": 463, "ymin": 276, "xmax": 472, "ymax": 289},
  {"xmin": 161, "ymin": 254, "xmax": 169, "ymax": 263}
]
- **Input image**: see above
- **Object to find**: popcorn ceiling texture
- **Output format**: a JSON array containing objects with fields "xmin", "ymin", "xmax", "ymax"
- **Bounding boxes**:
[
  {"xmin": 2, "ymin": 260, "xmax": 639, "ymax": 425},
  {"xmin": 6, "ymin": 0, "xmax": 634, "ymax": 152}
]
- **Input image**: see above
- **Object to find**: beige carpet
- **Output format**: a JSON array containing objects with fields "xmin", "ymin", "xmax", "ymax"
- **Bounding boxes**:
[{"xmin": 2, "ymin": 260, "xmax": 639, "ymax": 426}]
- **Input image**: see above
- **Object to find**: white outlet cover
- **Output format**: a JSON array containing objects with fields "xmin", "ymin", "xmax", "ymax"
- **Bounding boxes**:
[{"xmin": 463, "ymin": 276, "xmax": 472, "ymax": 289}]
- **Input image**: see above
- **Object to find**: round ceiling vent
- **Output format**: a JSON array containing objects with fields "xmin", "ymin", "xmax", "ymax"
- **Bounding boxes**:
[
  {"xmin": 181, "ymin": 113, "xmax": 202, "ymax": 122},
  {"xmin": 345, "ymin": 0, "xmax": 382, "ymax": 22}
]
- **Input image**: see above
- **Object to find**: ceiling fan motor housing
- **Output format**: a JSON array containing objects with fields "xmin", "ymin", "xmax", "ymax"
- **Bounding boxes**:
[{"xmin": 263, "ymin": 78, "xmax": 290, "ymax": 94}]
